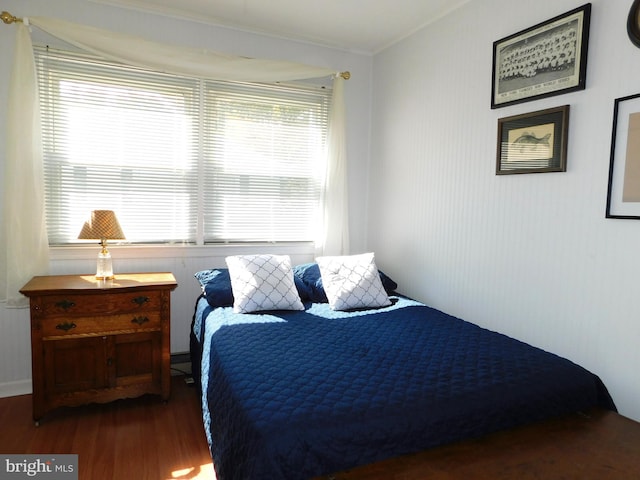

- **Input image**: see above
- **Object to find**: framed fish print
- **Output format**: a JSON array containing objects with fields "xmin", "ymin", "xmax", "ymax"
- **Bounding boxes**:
[
  {"xmin": 496, "ymin": 105, "xmax": 569, "ymax": 175},
  {"xmin": 491, "ymin": 3, "xmax": 591, "ymax": 109}
]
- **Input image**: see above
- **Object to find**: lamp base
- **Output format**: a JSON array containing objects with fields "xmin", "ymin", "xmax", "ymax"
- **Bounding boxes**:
[{"xmin": 96, "ymin": 251, "xmax": 114, "ymax": 280}]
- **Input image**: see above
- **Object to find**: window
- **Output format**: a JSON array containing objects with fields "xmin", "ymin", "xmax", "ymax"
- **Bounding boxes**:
[{"xmin": 34, "ymin": 47, "xmax": 330, "ymax": 245}]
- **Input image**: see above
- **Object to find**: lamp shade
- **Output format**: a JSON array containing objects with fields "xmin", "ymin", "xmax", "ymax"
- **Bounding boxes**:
[{"xmin": 78, "ymin": 210, "xmax": 125, "ymax": 240}]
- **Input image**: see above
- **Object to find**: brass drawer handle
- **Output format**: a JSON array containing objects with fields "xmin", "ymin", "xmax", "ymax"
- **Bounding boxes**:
[
  {"xmin": 55, "ymin": 322, "xmax": 77, "ymax": 332},
  {"xmin": 55, "ymin": 299, "xmax": 76, "ymax": 311},
  {"xmin": 131, "ymin": 316, "xmax": 149, "ymax": 326},
  {"xmin": 132, "ymin": 296, "xmax": 150, "ymax": 307}
]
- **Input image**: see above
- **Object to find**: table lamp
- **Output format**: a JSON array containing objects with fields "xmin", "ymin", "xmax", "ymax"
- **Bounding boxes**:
[{"xmin": 78, "ymin": 210, "xmax": 126, "ymax": 280}]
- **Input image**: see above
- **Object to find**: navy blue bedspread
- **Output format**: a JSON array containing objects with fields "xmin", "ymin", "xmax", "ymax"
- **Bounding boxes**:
[{"xmin": 192, "ymin": 296, "xmax": 615, "ymax": 480}]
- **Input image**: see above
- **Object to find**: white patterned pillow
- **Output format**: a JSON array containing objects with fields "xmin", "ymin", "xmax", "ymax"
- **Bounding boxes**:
[
  {"xmin": 316, "ymin": 253, "xmax": 391, "ymax": 311},
  {"xmin": 225, "ymin": 254, "xmax": 304, "ymax": 313}
]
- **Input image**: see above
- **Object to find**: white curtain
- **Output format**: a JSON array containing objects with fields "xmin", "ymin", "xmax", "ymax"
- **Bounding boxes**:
[
  {"xmin": 28, "ymin": 17, "xmax": 337, "ymax": 82},
  {"xmin": 1, "ymin": 16, "xmax": 349, "ymax": 305},
  {"xmin": 318, "ymin": 77, "xmax": 350, "ymax": 256},
  {"xmin": 0, "ymin": 23, "xmax": 49, "ymax": 307}
]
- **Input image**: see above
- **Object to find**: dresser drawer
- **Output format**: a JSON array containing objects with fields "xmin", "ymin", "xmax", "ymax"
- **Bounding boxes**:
[
  {"xmin": 41, "ymin": 312, "xmax": 162, "ymax": 338},
  {"xmin": 37, "ymin": 291, "xmax": 162, "ymax": 317}
]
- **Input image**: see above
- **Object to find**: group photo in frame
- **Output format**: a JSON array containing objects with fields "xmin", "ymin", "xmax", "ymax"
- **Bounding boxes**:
[
  {"xmin": 491, "ymin": 3, "xmax": 591, "ymax": 109},
  {"xmin": 496, "ymin": 105, "xmax": 569, "ymax": 175},
  {"xmin": 606, "ymin": 93, "xmax": 640, "ymax": 219}
]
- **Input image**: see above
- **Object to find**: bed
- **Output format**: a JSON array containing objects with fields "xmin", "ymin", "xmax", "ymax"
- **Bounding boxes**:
[{"xmin": 190, "ymin": 254, "xmax": 616, "ymax": 480}]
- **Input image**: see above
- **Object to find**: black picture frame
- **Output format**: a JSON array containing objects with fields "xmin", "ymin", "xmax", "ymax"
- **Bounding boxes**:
[
  {"xmin": 606, "ymin": 93, "xmax": 640, "ymax": 219},
  {"xmin": 491, "ymin": 4, "xmax": 591, "ymax": 109},
  {"xmin": 496, "ymin": 105, "xmax": 569, "ymax": 175},
  {"xmin": 628, "ymin": 0, "xmax": 640, "ymax": 48}
]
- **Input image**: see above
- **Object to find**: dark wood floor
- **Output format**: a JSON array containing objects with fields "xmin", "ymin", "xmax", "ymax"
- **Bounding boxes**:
[
  {"xmin": 0, "ymin": 375, "xmax": 214, "ymax": 479},
  {"xmin": 2, "ymin": 379, "xmax": 640, "ymax": 480},
  {"xmin": 320, "ymin": 409, "xmax": 640, "ymax": 480}
]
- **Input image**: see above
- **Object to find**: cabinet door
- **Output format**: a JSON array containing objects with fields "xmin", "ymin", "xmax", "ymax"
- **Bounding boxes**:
[
  {"xmin": 111, "ymin": 332, "xmax": 162, "ymax": 388},
  {"xmin": 43, "ymin": 336, "xmax": 108, "ymax": 395}
]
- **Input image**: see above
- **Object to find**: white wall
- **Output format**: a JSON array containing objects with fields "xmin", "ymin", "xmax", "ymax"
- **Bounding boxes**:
[
  {"xmin": 0, "ymin": 0, "xmax": 373, "ymax": 396},
  {"xmin": 370, "ymin": 0, "xmax": 640, "ymax": 421}
]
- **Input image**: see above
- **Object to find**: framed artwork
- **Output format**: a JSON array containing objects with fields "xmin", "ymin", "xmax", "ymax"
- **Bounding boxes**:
[
  {"xmin": 628, "ymin": 0, "xmax": 640, "ymax": 48},
  {"xmin": 496, "ymin": 105, "xmax": 569, "ymax": 175},
  {"xmin": 606, "ymin": 93, "xmax": 640, "ymax": 219},
  {"xmin": 491, "ymin": 4, "xmax": 591, "ymax": 109}
]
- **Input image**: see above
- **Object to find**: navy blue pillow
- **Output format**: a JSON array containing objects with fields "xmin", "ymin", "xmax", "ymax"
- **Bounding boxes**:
[
  {"xmin": 194, "ymin": 269, "xmax": 234, "ymax": 307},
  {"xmin": 292, "ymin": 263, "xmax": 328, "ymax": 302},
  {"xmin": 292, "ymin": 263, "xmax": 398, "ymax": 303},
  {"xmin": 379, "ymin": 270, "xmax": 399, "ymax": 293},
  {"xmin": 195, "ymin": 267, "xmax": 311, "ymax": 308}
]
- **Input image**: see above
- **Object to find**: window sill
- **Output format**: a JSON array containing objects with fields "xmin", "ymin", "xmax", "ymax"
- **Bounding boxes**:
[{"xmin": 49, "ymin": 242, "xmax": 316, "ymax": 261}]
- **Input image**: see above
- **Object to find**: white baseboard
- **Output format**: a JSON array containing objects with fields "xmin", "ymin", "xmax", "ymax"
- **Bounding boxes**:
[{"xmin": 0, "ymin": 379, "xmax": 32, "ymax": 398}]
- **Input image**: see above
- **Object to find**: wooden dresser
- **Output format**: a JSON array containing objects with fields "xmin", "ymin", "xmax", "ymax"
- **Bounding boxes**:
[{"xmin": 20, "ymin": 272, "xmax": 178, "ymax": 424}]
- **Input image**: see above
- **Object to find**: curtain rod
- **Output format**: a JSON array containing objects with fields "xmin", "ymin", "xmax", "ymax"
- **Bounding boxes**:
[
  {"xmin": 0, "ymin": 11, "xmax": 350, "ymax": 80},
  {"xmin": 1, "ymin": 11, "xmax": 22, "ymax": 24}
]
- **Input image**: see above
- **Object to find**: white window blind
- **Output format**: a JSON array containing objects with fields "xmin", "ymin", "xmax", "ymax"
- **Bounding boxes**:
[{"xmin": 34, "ymin": 47, "xmax": 330, "ymax": 245}]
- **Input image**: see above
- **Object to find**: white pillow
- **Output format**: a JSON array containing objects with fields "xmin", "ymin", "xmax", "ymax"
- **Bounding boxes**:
[
  {"xmin": 225, "ymin": 254, "xmax": 304, "ymax": 313},
  {"xmin": 316, "ymin": 252, "xmax": 391, "ymax": 311}
]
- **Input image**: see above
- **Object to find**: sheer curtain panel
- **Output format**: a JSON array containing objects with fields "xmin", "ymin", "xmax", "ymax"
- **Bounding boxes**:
[{"xmin": 1, "ymin": 23, "xmax": 49, "ymax": 307}]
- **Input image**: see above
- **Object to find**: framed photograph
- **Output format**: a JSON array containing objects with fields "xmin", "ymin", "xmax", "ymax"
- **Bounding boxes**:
[
  {"xmin": 496, "ymin": 105, "xmax": 569, "ymax": 175},
  {"xmin": 606, "ymin": 93, "xmax": 640, "ymax": 219},
  {"xmin": 491, "ymin": 3, "xmax": 591, "ymax": 109}
]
